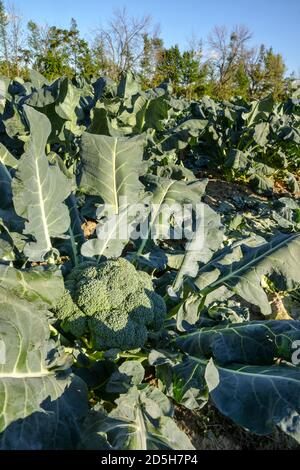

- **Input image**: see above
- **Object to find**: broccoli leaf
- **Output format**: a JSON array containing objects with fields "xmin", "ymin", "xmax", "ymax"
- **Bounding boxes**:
[
  {"xmin": 79, "ymin": 386, "xmax": 194, "ymax": 450},
  {"xmin": 195, "ymin": 232, "xmax": 300, "ymax": 315},
  {"xmin": 176, "ymin": 320, "xmax": 300, "ymax": 442},
  {"xmin": 172, "ymin": 203, "xmax": 223, "ymax": 293},
  {"xmin": 79, "ymin": 133, "xmax": 145, "ymax": 214},
  {"xmin": 0, "ymin": 264, "xmax": 65, "ymax": 308},
  {"xmin": 0, "ymin": 288, "xmax": 88, "ymax": 449},
  {"xmin": 12, "ymin": 106, "xmax": 71, "ymax": 261}
]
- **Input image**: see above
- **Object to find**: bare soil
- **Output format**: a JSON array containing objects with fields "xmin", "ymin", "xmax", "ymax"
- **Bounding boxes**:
[{"xmin": 175, "ymin": 402, "xmax": 300, "ymax": 450}]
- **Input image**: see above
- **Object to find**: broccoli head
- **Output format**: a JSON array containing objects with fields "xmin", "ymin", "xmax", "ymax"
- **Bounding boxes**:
[{"xmin": 53, "ymin": 258, "xmax": 166, "ymax": 351}]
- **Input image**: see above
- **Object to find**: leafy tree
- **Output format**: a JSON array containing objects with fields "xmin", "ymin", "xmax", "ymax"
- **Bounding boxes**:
[
  {"xmin": 247, "ymin": 45, "xmax": 287, "ymax": 100},
  {"xmin": 23, "ymin": 22, "xmax": 65, "ymax": 78},
  {"xmin": 24, "ymin": 18, "xmax": 95, "ymax": 79},
  {"xmin": 91, "ymin": 37, "xmax": 110, "ymax": 76},
  {"xmin": 180, "ymin": 48, "xmax": 207, "ymax": 98},
  {"xmin": 24, "ymin": 20, "xmax": 50, "ymax": 70},
  {"xmin": 0, "ymin": 3, "xmax": 292, "ymax": 102},
  {"xmin": 41, "ymin": 26, "xmax": 73, "ymax": 78},
  {"xmin": 155, "ymin": 45, "xmax": 182, "ymax": 90},
  {"xmin": 247, "ymin": 44, "xmax": 266, "ymax": 99},
  {"xmin": 140, "ymin": 33, "xmax": 163, "ymax": 88},
  {"xmin": 208, "ymin": 25, "xmax": 253, "ymax": 99},
  {"xmin": 68, "ymin": 18, "xmax": 95, "ymax": 77},
  {"xmin": 154, "ymin": 44, "xmax": 208, "ymax": 98},
  {"xmin": 263, "ymin": 48, "xmax": 286, "ymax": 100},
  {"xmin": 234, "ymin": 62, "xmax": 250, "ymax": 99}
]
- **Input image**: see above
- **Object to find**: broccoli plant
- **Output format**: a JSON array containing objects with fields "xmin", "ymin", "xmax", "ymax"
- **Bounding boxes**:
[
  {"xmin": 1, "ymin": 72, "xmax": 300, "ymax": 451},
  {"xmin": 53, "ymin": 258, "xmax": 167, "ymax": 350}
]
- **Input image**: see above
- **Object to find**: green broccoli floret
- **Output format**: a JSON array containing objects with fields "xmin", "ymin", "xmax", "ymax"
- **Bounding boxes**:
[
  {"xmin": 54, "ymin": 289, "xmax": 87, "ymax": 337},
  {"xmin": 148, "ymin": 291, "xmax": 168, "ymax": 331},
  {"xmin": 53, "ymin": 258, "xmax": 166, "ymax": 351}
]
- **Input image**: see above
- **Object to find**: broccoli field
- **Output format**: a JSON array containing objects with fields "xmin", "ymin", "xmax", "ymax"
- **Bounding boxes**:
[{"xmin": 0, "ymin": 70, "xmax": 300, "ymax": 450}]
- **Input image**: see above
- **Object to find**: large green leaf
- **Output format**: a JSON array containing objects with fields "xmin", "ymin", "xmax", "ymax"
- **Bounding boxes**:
[
  {"xmin": 172, "ymin": 203, "xmax": 223, "ymax": 292},
  {"xmin": 177, "ymin": 320, "xmax": 300, "ymax": 442},
  {"xmin": 242, "ymin": 95, "xmax": 274, "ymax": 126},
  {"xmin": 12, "ymin": 106, "xmax": 71, "ymax": 261},
  {"xmin": 55, "ymin": 81, "xmax": 81, "ymax": 122},
  {"xmin": 0, "ymin": 144, "xmax": 18, "ymax": 170},
  {"xmin": 225, "ymin": 149, "xmax": 249, "ymax": 171},
  {"xmin": 29, "ymin": 69, "xmax": 50, "ymax": 89},
  {"xmin": 0, "ymin": 288, "xmax": 88, "ymax": 449},
  {"xmin": 0, "ymin": 144, "xmax": 17, "ymax": 211},
  {"xmin": 25, "ymin": 78, "xmax": 60, "ymax": 108},
  {"xmin": 137, "ymin": 175, "xmax": 207, "ymax": 256},
  {"xmin": 253, "ymin": 122, "xmax": 270, "ymax": 146},
  {"xmin": 79, "ymin": 386, "xmax": 194, "ymax": 450},
  {"xmin": 3, "ymin": 103, "xmax": 27, "ymax": 143},
  {"xmin": 162, "ymin": 119, "xmax": 208, "ymax": 151},
  {"xmin": 0, "ymin": 264, "xmax": 64, "ymax": 308},
  {"xmin": 88, "ymin": 107, "xmax": 121, "ymax": 136},
  {"xmin": 177, "ymin": 321, "xmax": 300, "ymax": 365},
  {"xmin": 149, "ymin": 352, "xmax": 207, "ymax": 411},
  {"xmin": 24, "ymin": 77, "xmax": 75, "ymax": 143},
  {"xmin": 195, "ymin": 232, "xmax": 300, "ymax": 315},
  {"xmin": 80, "ymin": 133, "xmax": 145, "ymax": 213},
  {"xmin": 205, "ymin": 359, "xmax": 300, "ymax": 442},
  {"xmin": 81, "ymin": 203, "xmax": 145, "ymax": 260},
  {"xmin": 134, "ymin": 94, "xmax": 169, "ymax": 133},
  {"xmin": 117, "ymin": 71, "xmax": 141, "ymax": 99}
]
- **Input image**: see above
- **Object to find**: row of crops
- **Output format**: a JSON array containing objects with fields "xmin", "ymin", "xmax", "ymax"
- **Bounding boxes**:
[{"xmin": 0, "ymin": 70, "xmax": 300, "ymax": 449}]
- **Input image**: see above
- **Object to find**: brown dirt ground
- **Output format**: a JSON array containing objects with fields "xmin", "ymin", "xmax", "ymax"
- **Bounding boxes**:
[
  {"xmin": 197, "ymin": 169, "xmax": 300, "ymax": 201},
  {"xmin": 175, "ymin": 402, "xmax": 300, "ymax": 450},
  {"xmin": 203, "ymin": 177, "xmax": 286, "ymax": 210}
]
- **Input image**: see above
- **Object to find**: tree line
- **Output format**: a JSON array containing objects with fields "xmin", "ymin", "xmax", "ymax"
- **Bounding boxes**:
[{"xmin": 0, "ymin": 2, "xmax": 296, "ymax": 100}]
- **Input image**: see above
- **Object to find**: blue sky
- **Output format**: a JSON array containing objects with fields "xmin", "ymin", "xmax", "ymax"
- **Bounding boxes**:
[{"xmin": 11, "ymin": 0, "xmax": 300, "ymax": 73}]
